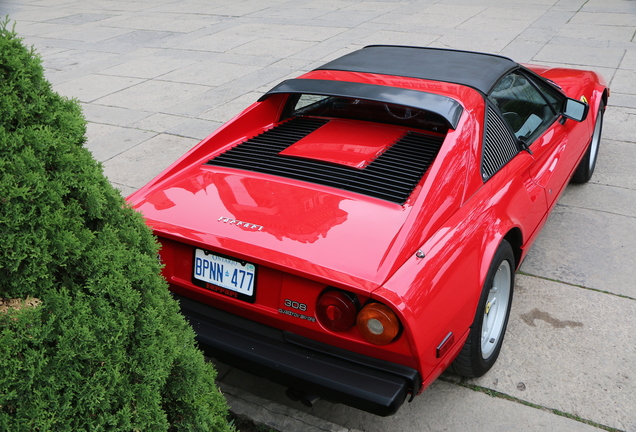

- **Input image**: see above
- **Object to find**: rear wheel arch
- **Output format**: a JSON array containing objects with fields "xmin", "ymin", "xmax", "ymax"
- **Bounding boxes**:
[
  {"xmin": 448, "ymin": 238, "xmax": 515, "ymax": 377},
  {"xmin": 503, "ymin": 228, "xmax": 523, "ymax": 270},
  {"xmin": 477, "ymin": 226, "xmax": 521, "ymax": 288}
]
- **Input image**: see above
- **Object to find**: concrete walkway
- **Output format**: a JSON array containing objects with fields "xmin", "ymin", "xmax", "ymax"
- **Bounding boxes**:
[{"xmin": 2, "ymin": 0, "xmax": 635, "ymax": 430}]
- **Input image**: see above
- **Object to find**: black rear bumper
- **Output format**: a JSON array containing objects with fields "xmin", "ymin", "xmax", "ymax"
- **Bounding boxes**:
[{"xmin": 174, "ymin": 294, "xmax": 421, "ymax": 416}]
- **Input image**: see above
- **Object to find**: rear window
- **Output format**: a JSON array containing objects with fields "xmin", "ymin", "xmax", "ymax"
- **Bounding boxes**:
[{"xmin": 285, "ymin": 94, "xmax": 449, "ymax": 134}]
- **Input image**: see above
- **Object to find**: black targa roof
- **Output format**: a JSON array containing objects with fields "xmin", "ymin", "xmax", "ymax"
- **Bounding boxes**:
[
  {"xmin": 317, "ymin": 45, "xmax": 519, "ymax": 95},
  {"xmin": 260, "ymin": 46, "xmax": 520, "ymax": 129}
]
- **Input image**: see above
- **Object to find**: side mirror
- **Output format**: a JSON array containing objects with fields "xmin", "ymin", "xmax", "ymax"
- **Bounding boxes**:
[{"xmin": 562, "ymin": 98, "xmax": 589, "ymax": 122}]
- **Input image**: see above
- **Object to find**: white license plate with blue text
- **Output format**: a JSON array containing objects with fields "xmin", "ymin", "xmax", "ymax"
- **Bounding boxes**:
[{"xmin": 193, "ymin": 249, "xmax": 255, "ymax": 297}]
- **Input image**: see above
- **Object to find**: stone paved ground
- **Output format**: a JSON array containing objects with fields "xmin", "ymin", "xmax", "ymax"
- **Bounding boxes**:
[{"xmin": 2, "ymin": 0, "xmax": 635, "ymax": 431}]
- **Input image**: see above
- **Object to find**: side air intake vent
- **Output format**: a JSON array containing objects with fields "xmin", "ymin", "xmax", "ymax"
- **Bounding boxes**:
[
  {"xmin": 206, "ymin": 117, "xmax": 444, "ymax": 204},
  {"xmin": 482, "ymin": 106, "xmax": 519, "ymax": 180}
]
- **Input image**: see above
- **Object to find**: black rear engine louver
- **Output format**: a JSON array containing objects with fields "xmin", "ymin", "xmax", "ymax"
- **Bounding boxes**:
[{"xmin": 206, "ymin": 117, "xmax": 444, "ymax": 204}]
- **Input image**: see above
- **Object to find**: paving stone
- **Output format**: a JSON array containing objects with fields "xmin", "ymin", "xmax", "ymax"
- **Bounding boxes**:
[
  {"xmin": 219, "ymin": 367, "xmax": 604, "ymax": 432},
  {"xmin": 516, "ymin": 27, "xmax": 556, "ymax": 44},
  {"xmin": 159, "ymin": 61, "xmax": 261, "ymax": 87},
  {"xmin": 476, "ymin": 4, "xmax": 548, "ymax": 21},
  {"xmin": 568, "ymin": 11, "xmax": 636, "ymax": 26},
  {"xmin": 100, "ymin": 12, "xmax": 219, "ymax": 33},
  {"xmin": 620, "ymin": 49, "xmax": 636, "ymax": 69},
  {"xmin": 560, "ymin": 182, "xmax": 636, "ymax": 219},
  {"xmin": 144, "ymin": 47, "xmax": 222, "ymax": 64},
  {"xmin": 228, "ymin": 38, "xmax": 316, "ymax": 58},
  {"xmin": 312, "ymin": 9, "xmax": 384, "ymax": 27},
  {"xmin": 94, "ymin": 30, "xmax": 176, "ymax": 53},
  {"xmin": 369, "ymin": 11, "xmax": 413, "ymax": 26},
  {"xmin": 39, "ymin": 49, "xmax": 121, "ymax": 74},
  {"xmin": 81, "ymin": 103, "xmax": 152, "ymax": 128},
  {"xmin": 102, "ymin": 134, "xmax": 198, "ymax": 189},
  {"xmin": 594, "ymin": 139, "xmax": 636, "ymax": 190},
  {"xmin": 12, "ymin": 21, "xmax": 71, "ymax": 36},
  {"xmin": 529, "ymin": 9, "xmax": 576, "ymax": 32},
  {"xmin": 42, "ymin": 24, "xmax": 133, "ymax": 44},
  {"xmin": 433, "ymin": 32, "xmax": 512, "ymax": 54},
  {"xmin": 85, "ymin": 126, "xmax": 156, "ymax": 162},
  {"xmin": 100, "ymin": 54, "xmax": 198, "ymax": 79},
  {"xmin": 219, "ymin": 383, "xmax": 349, "ymax": 432},
  {"xmin": 537, "ymin": 0, "xmax": 585, "ymax": 10},
  {"xmin": 166, "ymin": 118, "xmax": 222, "ymax": 140},
  {"xmin": 2, "ymin": 6, "xmax": 75, "ymax": 21},
  {"xmin": 395, "ymin": 10, "xmax": 478, "ymax": 29},
  {"xmin": 198, "ymin": 92, "xmax": 262, "ymax": 123},
  {"xmin": 93, "ymin": 80, "xmax": 212, "ymax": 112},
  {"xmin": 470, "ymin": 274, "xmax": 636, "ymax": 432},
  {"xmin": 227, "ymin": 22, "xmax": 348, "ymax": 43},
  {"xmin": 520, "ymin": 204, "xmax": 636, "ymax": 298},
  {"xmin": 45, "ymin": 13, "xmax": 114, "ymax": 25},
  {"xmin": 342, "ymin": 2, "xmax": 405, "ymax": 13},
  {"xmin": 353, "ymin": 29, "xmax": 439, "ymax": 48},
  {"xmin": 610, "ymin": 69, "xmax": 636, "ymax": 95},
  {"xmin": 603, "ymin": 107, "xmax": 636, "ymax": 144},
  {"xmin": 53, "ymin": 74, "xmax": 143, "ymax": 103},
  {"xmin": 609, "ymin": 93, "xmax": 636, "ymax": 110},
  {"xmin": 179, "ymin": 33, "xmax": 259, "ymax": 53},
  {"xmin": 96, "ymin": 1, "xmax": 157, "ymax": 13},
  {"xmin": 131, "ymin": 113, "xmax": 193, "ymax": 134},
  {"xmin": 85, "ymin": 122, "xmax": 121, "ymax": 143},
  {"xmin": 535, "ymin": 43, "xmax": 626, "ymax": 69},
  {"xmin": 112, "ymin": 183, "xmax": 138, "ymax": 198},
  {"xmin": 582, "ymin": 0, "xmax": 636, "ymax": 14},
  {"xmin": 207, "ymin": 2, "xmax": 271, "ymax": 17},
  {"xmin": 288, "ymin": 28, "xmax": 380, "ymax": 61},
  {"xmin": 500, "ymin": 40, "xmax": 545, "ymax": 63},
  {"xmin": 458, "ymin": 16, "xmax": 533, "ymax": 37},
  {"xmin": 557, "ymin": 22, "xmax": 636, "ymax": 43},
  {"xmin": 247, "ymin": 6, "xmax": 330, "ymax": 20},
  {"xmin": 147, "ymin": 2, "xmax": 230, "ymax": 15},
  {"xmin": 164, "ymin": 65, "xmax": 298, "ymax": 116}
]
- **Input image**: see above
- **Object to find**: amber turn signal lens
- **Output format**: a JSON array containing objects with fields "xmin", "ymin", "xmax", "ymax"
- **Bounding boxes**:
[
  {"xmin": 316, "ymin": 290, "xmax": 358, "ymax": 332},
  {"xmin": 357, "ymin": 303, "xmax": 400, "ymax": 345}
]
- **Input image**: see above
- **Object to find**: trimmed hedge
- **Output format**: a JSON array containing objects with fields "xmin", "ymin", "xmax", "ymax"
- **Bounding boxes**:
[{"xmin": 0, "ymin": 19, "xmax": 234, "ymax": 432}]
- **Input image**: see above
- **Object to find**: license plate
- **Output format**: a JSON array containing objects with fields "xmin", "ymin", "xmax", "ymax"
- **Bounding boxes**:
[{"xmin": 192, "ymin": 249, "xmax": 256, "ymax": 302}]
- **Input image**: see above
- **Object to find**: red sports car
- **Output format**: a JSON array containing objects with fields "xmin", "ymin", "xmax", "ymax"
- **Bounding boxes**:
[{"xmin": 127, "ymin": 46, "xmax": 608, "ymax": 416}]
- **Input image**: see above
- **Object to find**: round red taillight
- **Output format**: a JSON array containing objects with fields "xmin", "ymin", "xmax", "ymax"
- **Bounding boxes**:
[
  {"xmin": 357, "ymin": 302, "xmax": 400, "ymax": 345},
  {"xmin": 316, "ymin": 290, "xmax": 358, "ymax": 332}
]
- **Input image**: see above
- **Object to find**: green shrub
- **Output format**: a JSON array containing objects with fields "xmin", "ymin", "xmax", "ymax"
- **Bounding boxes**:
[{"xmin": 0, "ymin": 18, "xmax": 234, "ymax": 432}]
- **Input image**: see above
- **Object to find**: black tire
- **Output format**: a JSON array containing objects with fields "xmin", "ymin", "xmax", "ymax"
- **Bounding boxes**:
[
  {"xmin": 571, "ymin": 102, "xmax": 605, "ymax": 184},
  {"xmin": 448, "ymin": 240, "xmax": 515, "ymax": 378}
]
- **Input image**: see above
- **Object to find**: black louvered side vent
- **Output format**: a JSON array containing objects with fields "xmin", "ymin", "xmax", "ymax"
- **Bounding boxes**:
[
  {"xmin": 482, "ymin": 107, "xmax": 519, "ymax": 180},
  {"xmin": 206, "ymin": 117, "xmax": 444, "ymax": 204}
]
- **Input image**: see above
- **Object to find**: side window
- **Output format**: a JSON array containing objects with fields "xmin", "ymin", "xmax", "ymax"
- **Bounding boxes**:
[
  {"xmin": 488, "ymin": 71, "xmax": 560, "ymax": 143},
  {"xmin": 482, "ymin": 70, "xmax": 565, "ymax": 180}
]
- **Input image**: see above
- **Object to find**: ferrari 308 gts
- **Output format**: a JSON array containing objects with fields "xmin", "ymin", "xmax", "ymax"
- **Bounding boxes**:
[{"xmin": 127, "ymin": 46, "xmax": 608, "ymax": 416}]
